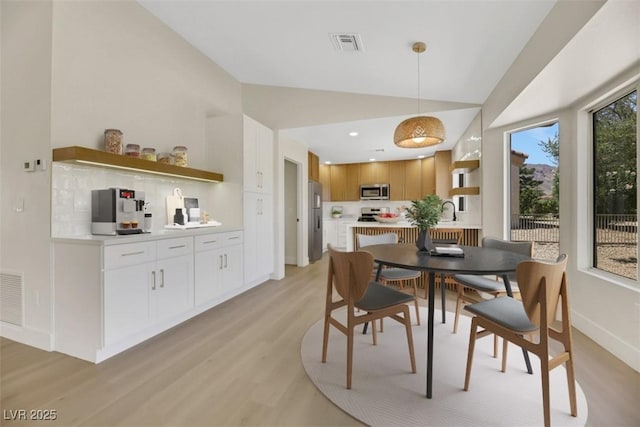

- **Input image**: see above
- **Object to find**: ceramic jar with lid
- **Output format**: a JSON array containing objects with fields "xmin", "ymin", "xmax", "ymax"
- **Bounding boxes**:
[
  {"xmin": 104, "ymin": 129, "xmax": 123, "ymax": 154},
  {"xmin": 173, "ymin": 146, "xmax": 188, "ymax": 167}
]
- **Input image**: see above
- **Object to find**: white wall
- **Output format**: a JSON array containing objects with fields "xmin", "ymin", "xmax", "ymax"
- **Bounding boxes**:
[
  {"xmin": 0, "ymin": 0, "xmax": 54, "ymax": 349},
  {"xmin": 1, "ymin": 0, "xmax": 241, "ymax": 349}
]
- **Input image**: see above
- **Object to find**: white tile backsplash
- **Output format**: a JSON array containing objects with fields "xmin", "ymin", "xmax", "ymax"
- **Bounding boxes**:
[{"xmin": 51, "ymin": 163, "xmax": 216, "ymax": 237}]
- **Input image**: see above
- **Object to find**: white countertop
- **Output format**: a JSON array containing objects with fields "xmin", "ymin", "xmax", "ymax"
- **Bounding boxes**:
[
  {"xmin": 52, "ymin": 225, "xmax": 243, "ymax": 245},
  {"xmin": 347, "ymin": 221, "xmax": 481, "ymax": 229}
]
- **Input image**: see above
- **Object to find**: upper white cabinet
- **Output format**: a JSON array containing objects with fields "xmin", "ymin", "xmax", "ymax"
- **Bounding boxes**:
[
  {"xmin": 243, "ymin": 116, "xmax": 274, "ymax": 194},
  {"xmin": 206, "ymin": 114, "xmax": 273, "ymax": 193}
]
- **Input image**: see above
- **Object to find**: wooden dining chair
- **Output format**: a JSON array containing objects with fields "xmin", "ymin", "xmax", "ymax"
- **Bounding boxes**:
[
  {"xmin": 463, "ymin": 254, "xmax": 577, "ymax": 427},
  {"xmin": 322, "ymin": 245, "xmax": 417, "ymax": 389},
  {"xmin": 357, "ymin": 233, "xmax": 421, "ymax": 325},
  {"xmin": 428, "ymin": 228, "xmax": 464, "ymax": 323},
  {"xmin": 452, "ymin": 237, "xmax": 533, "ymax": 357}
]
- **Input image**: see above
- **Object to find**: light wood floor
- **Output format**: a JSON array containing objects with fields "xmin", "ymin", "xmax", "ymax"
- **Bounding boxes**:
[{"xmin": 1, "ymin": 254, "xmax": 638, "ymax": 426}]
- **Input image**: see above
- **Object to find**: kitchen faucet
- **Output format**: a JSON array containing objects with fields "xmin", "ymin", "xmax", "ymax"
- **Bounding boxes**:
[{"xmin": 441, "ymin": 200, "xmax": 456, "ymax": 221}]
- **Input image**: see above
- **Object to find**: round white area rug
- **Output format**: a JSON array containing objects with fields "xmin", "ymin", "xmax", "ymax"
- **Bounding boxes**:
[{"xmin": 301, "ymin": 307, "xmax": 587, "ymax": 427}]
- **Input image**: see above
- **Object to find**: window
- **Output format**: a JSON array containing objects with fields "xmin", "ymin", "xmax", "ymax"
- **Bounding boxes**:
[
  {"xmin": 592, "ymin": 89, "xmax": 637, "ymax": 280},
  {"xmin": 509, "ymin": 122, "xmax": 560, "ymax": 261}
]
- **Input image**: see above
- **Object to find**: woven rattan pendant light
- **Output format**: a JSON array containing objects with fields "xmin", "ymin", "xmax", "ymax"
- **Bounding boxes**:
[{"xmin": 394, "ymin": 42, "xmax": 445, "ymax": 148}]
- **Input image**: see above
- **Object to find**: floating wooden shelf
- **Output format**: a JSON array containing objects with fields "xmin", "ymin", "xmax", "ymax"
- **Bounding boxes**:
[
  {"xmin": 52, "ymin": 146, "xmax": 223, "ymax": 183},
  {"xmin": 449, "ymin": 160, "xmax": 480, "ymax": 173},
  {"xmin": 449, "ymin": 187, "xmax": 480, "ymax": 196}
]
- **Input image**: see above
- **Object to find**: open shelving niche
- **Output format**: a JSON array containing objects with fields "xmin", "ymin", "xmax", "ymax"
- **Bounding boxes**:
[
  {"xmin": 449, "ymin": 159, "xmax": 480, "ymax": 197},
  {"xmin": 52, "ymin": 146, "xmax": 223, "ymax": 183}
]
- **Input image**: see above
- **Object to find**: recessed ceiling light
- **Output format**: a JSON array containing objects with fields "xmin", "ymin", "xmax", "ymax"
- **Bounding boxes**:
[
  {"xmin": 349, "ymin": 131, "xmax": 359, "ymax": 137},
  {"xmin": 418, "ymin": 155, "xmax": 425, "ymax": 159},
  {"xmin": 324, "ymin": 161, "xmax": 332, "ymax": 165},
  {"xmin": 369, "ymin": 158, "xmax": 376, "ymax": 162}
]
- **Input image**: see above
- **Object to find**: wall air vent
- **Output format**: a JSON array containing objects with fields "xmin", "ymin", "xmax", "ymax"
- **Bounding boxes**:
[
  {"xmin": 0, "ymin": 271, "xmax": 23, "ymax": 326},
  {"xmin": 330, "ymin": 33, "xmax": 364, "ymax": 52}
]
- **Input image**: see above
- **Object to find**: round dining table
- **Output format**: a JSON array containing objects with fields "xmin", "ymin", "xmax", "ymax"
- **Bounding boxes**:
[{"xmin": 361, "ymin": 243, "xmax": 531, "ymax": 399}]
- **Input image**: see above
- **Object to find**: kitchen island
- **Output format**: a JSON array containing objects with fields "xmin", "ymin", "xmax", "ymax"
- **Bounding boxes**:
[
  {"xmin": 346, "ymin": 222, "xmax": 481, "ymax": 293},
  {"xmin": 345, "ymin": 221, "xmax": 481, "ymax": 251}
]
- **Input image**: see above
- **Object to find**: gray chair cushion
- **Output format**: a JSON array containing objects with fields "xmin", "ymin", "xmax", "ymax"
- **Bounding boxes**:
[
  {"xmin": 381, "ymin": 268, "xmax": 421, "ymax": 281},
  {"xmin": 356, "ymin": 282, "xmax": 415, "ymax": 311},
  {"xmin": 464, "ymin": 297, "xmax": 537, "ymax": 333},
  {"xmin": 454, "ymin": 274, "xmax": 520, "ymax": 293}
]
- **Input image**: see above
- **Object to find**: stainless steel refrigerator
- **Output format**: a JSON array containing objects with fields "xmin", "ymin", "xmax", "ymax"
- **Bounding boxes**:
[{"xmin": 308, "ymin": 180, "xmax": 323, "ymax": 262}]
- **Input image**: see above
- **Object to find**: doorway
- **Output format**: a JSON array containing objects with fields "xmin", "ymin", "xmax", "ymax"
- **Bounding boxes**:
[
  {"xmin": 508, "ymin": 122, "xmax": 560, "ymax": 260},
  {"xmin": 284, "ymin": 159, "xmax": 299, "ymax": 265}
]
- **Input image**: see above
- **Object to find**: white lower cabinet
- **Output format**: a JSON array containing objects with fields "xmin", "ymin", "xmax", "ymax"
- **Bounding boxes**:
[
  {"xmin": 54, "ymin": 231, "xmax": 246, "ymax": 363},
  {"xmin": 323, "ymin": 219, "xmax": 338, "ymax": 251},
  {"xmin": 103, "ymin": 237, "xmax": 193, "ymax": 346},
  {"xmin": 194, "ymin": 231, "xmax": 243, "ymax": 305},
  {"xmin": 244, "ymin": 192, "xmax": 273, "ymax": 286}
]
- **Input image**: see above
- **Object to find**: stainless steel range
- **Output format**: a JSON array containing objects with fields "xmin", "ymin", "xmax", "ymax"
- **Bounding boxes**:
[{"xmin": 358, "ymin": 207, "xmax": 390, "ymax": 222}]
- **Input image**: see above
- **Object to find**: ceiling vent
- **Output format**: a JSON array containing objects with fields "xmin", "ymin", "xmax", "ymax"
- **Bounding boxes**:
[{"xmin": 330, "ymin": 33, "xmax": 364, "ymax": 52}]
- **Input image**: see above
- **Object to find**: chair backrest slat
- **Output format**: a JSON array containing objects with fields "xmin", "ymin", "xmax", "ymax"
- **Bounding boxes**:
[
  {"xmin": 357, "ymin": 233, "xmax": 398, "ymax": 248},
  {"xmin": 516, "ymin": 254, "xmax": 568, "ymax": 326},
  {"xmin": 482, "ymin": 237, "xmax": 533, "ymax": 281},
  {"xmin": 328, "ymin": 246, "xmax": 374, "ymax": 302}
]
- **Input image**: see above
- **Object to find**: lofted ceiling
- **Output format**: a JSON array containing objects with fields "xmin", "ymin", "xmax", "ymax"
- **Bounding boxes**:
[{"xmin": 138, "ymin": 0, "xmax": 626, "ymax": 164}]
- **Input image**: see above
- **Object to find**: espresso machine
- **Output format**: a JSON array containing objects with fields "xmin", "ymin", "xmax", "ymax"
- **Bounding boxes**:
[{"xmin": 91, "ymin": 188, "xmax": 146, "ymax": 235}]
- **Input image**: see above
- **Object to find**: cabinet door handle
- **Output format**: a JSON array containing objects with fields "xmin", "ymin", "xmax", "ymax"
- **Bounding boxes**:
[
  {"xmin": 168, "ymin": 244, "xmax": 186, "ymax": 250},
  {"xmin": 224, "ymin": 254, "xmax": 228, "ymax": 269},
  {"xmin": 160, "ymin": 269, "xmax": 165, "ymax": 288},
  {"xmin": 202, "ymin": 240, "xmax": 217, "ymax": 245},
  {"xmin": 219, "ymin": 255, "xmax": 223, "ymax": 270},
  {"xmin": 228, "ymin": 236, "xmax": 239, "ymax": 240},
  {"xmin": 151, "ymin": 270, "xmax": 156, "ymax": 290},
  {"xmin": 122, "ymin": 250, "xmax": 145, "ymax": 257}
]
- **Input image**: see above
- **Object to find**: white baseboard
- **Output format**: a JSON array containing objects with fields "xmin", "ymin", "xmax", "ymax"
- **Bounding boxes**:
[
  {"xmin": 0, "ymin": 322, "xmax": 53, "ymax": 351},
  {"xmin": 571, "ymin": 309, "xmax": 639, "ymax": 372}
]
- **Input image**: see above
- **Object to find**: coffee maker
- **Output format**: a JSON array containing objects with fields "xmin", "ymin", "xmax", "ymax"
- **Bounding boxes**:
[{"xmin": 91, "ymin": 188, "xmax": 146, "ymax": 235}]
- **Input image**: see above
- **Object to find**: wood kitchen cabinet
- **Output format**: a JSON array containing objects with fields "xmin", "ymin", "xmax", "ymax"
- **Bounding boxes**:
[
  {"xmin": 330, "ymin": 164, "xmax": 347, "ymax": 201},
  {"xmin": 421, "ymin": 156, "xmax": 436, "ymax": 196},
  {"xmin": 308, "ymin": 151, "xmax": 320, "ymax": 181},
  {"xmin": 435, "ymin": 150, "xmax": 452, "ymax": 200},
  {"xmin": 359, "ymin": 162, "xmax": 389, "ymax": 185},
  {"xmin": 346, "ymin": 163, "xmax": 360, "ymax": 200},
  {"xmin": 389, "ymin": 160, "xmax": 422, "ymax": 201},
  {"xmin": 329, "ymin": 164, "xmax": 360, "ymax": 201},
  {"xmin": 319, "ymin": 164, "xmax": 331, "ymax": 201}
]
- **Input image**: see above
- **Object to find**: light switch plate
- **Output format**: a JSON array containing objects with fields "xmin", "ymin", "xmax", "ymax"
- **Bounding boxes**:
[{"xmin": 23, "ymin": 161, "xmax": 35, "ymax": 172}]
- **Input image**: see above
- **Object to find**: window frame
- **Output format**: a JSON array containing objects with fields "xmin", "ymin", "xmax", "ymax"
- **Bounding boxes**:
[{"xmin": 588, "ymin": 83, "xmax": 639, "ymax": 282}]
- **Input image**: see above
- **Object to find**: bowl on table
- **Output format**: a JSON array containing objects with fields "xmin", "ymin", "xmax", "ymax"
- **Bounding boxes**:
[{"xmin": 373, "ymin": 214, "xmax": 401, "ymax": 223}]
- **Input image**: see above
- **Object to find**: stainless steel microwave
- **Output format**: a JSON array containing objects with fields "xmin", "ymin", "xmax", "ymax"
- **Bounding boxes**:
[{"xmin": 360, "ymin": 184, "xmax": 390, "ymax": 200}]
